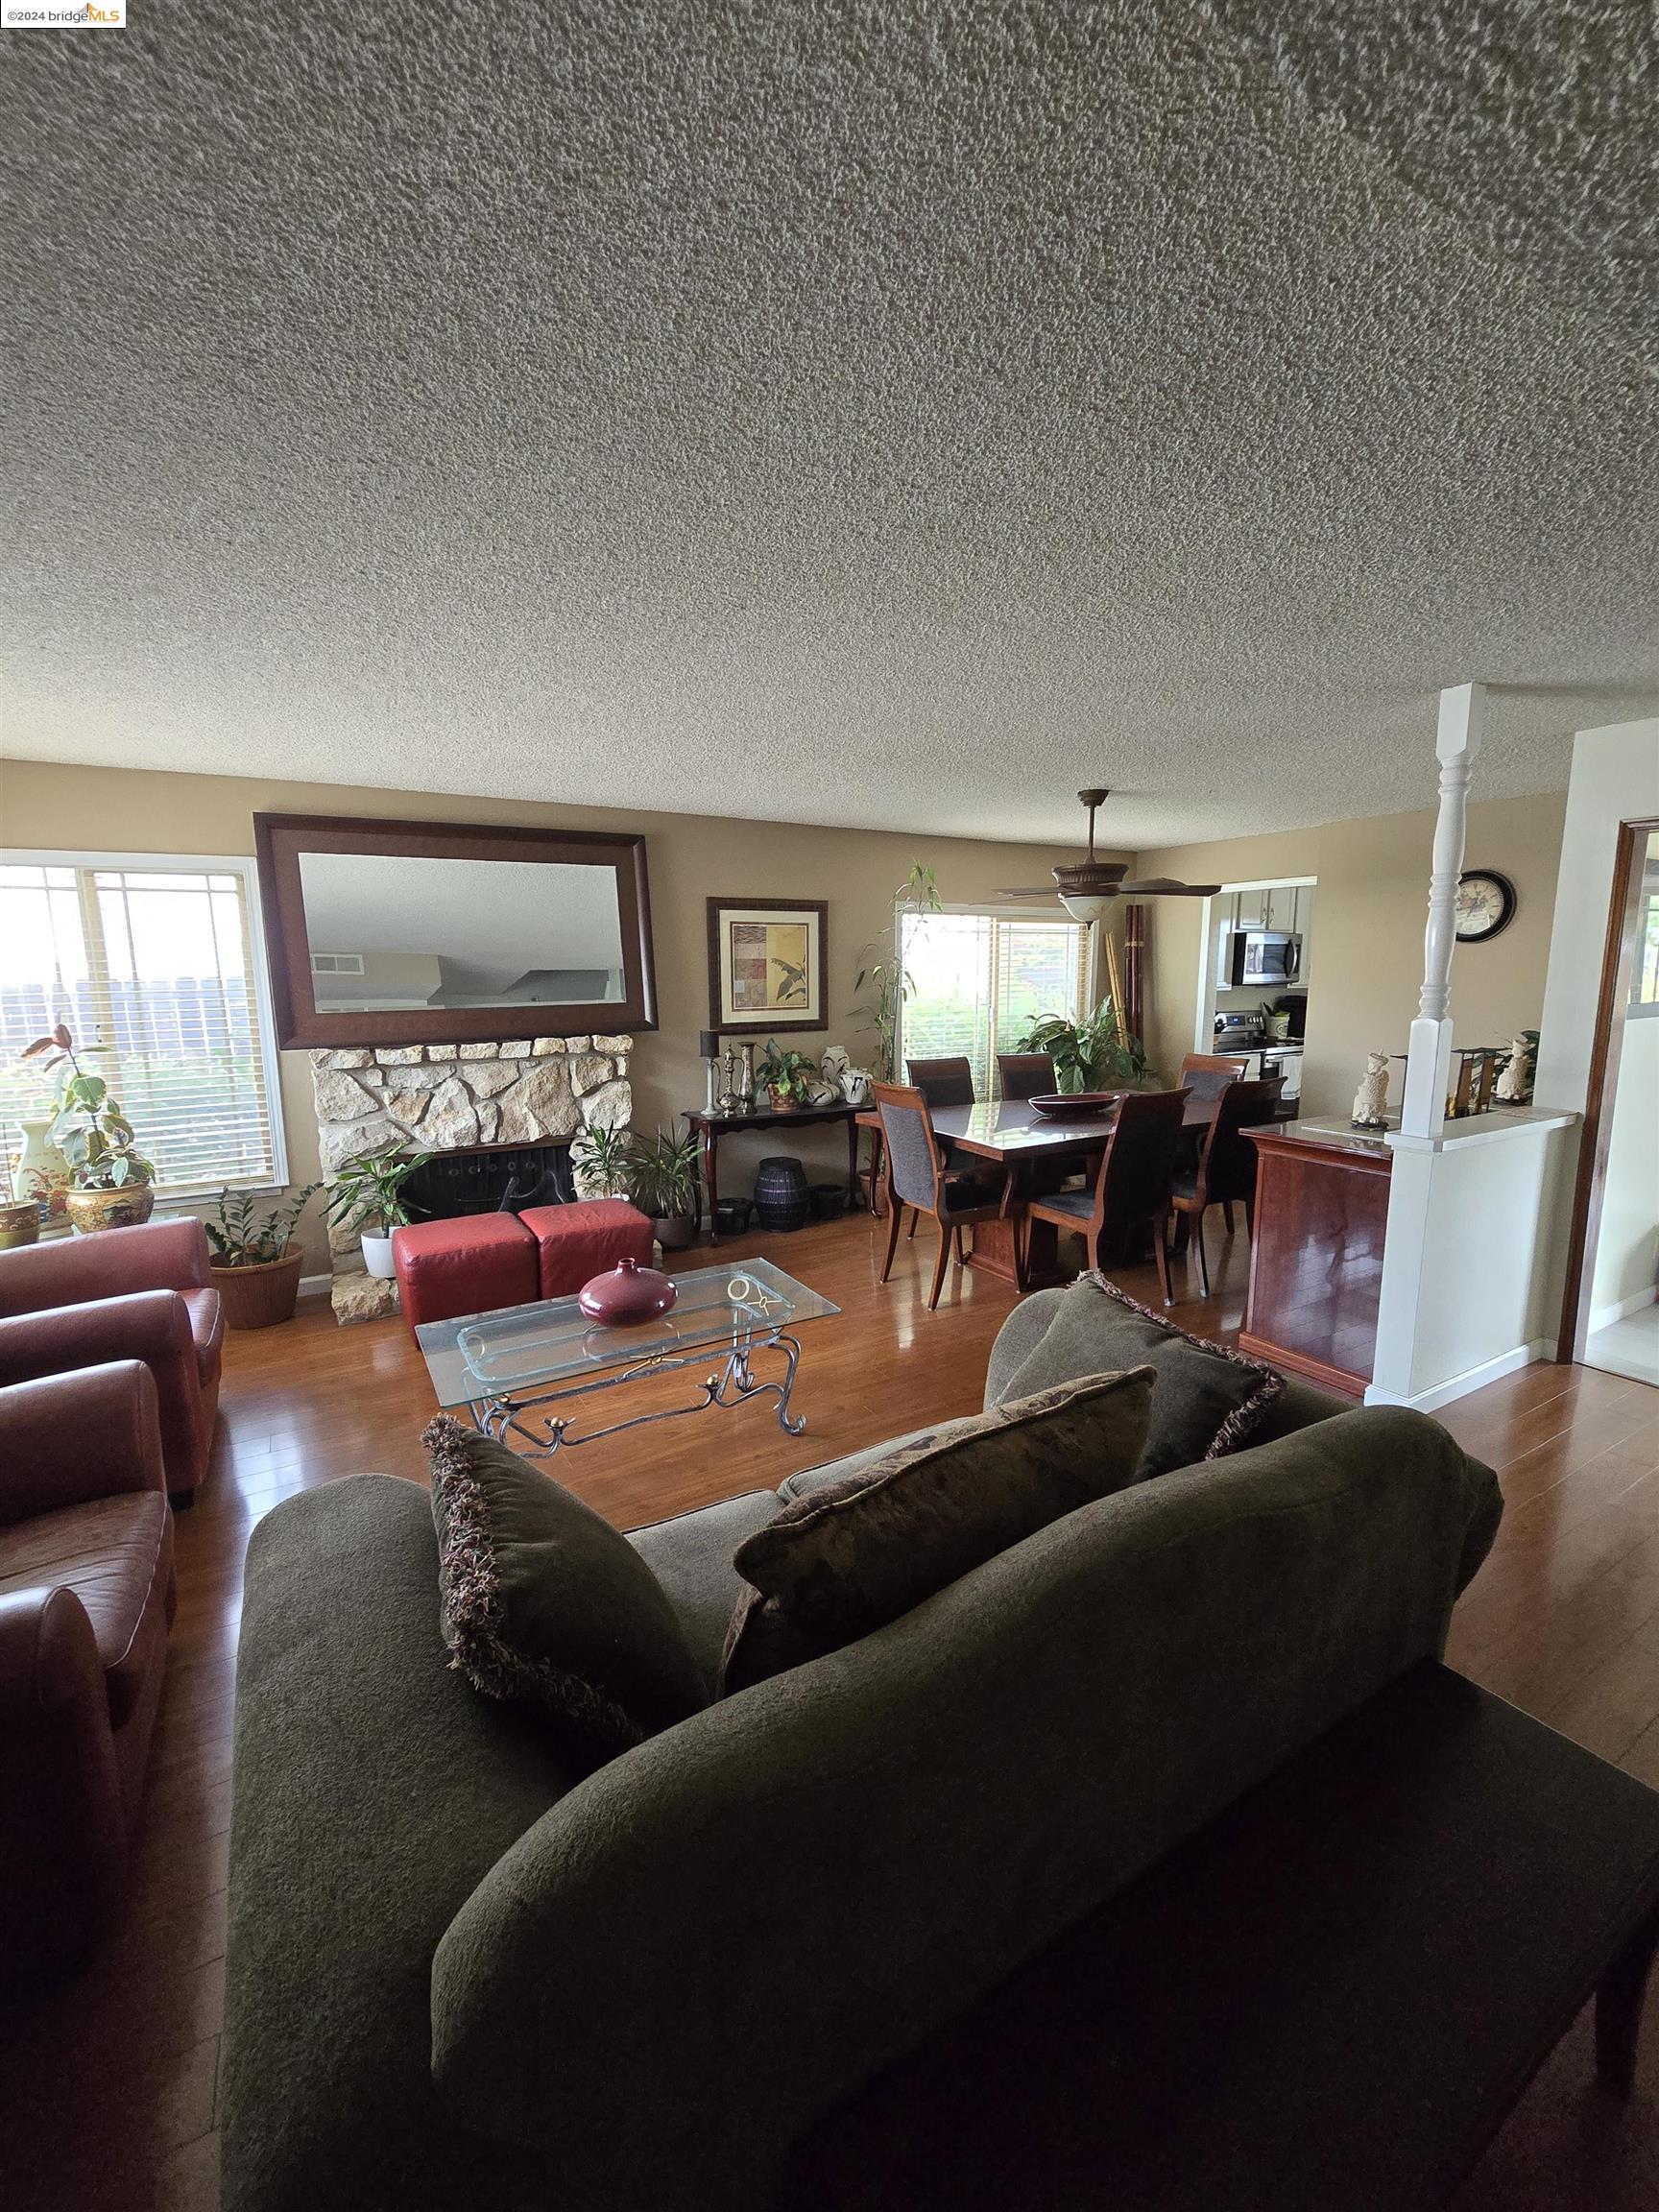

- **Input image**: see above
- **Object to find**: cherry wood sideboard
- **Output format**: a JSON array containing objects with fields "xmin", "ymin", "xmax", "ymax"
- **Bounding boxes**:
[{"xmin": 1238, "ymin": 1120, "xmax": 1396, "ymax": 1397}]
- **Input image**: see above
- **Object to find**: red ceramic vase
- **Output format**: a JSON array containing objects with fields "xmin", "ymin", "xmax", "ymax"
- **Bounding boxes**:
[{"xmin": 577, "ymin": 1256, "xmax": 679, "ymax": 1325}]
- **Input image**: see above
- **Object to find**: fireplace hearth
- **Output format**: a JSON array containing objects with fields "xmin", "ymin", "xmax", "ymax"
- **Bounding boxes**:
[{"xmin": 310, "ymin": 1031, "xmax": 632, "ymax": 1323}]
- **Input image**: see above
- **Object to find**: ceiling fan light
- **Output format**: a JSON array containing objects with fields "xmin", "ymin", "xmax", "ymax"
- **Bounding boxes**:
[{"xmin": 1058, "ymin": 891, "xmax": 1112, "ymax": 924}]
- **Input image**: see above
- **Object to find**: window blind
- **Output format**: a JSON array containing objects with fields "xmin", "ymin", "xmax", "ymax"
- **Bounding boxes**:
[
  {"xmin": 0, "ymin": 858, "xmax": 286, "ymax": 1199},
  {"xmin": 899, "ymin": 909, "xmax": 1092, "ymax": 1094}
]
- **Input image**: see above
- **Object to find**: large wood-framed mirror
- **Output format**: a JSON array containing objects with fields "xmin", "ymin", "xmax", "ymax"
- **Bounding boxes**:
[{"xmin": 253, "ymin": 813, "xmax": 658, "ymax": 1049}]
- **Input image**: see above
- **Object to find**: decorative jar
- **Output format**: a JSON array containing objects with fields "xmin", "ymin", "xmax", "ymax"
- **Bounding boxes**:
[{"xmin": 577, "ymin": 1256, "xmax": 679, "ymax": 1325}]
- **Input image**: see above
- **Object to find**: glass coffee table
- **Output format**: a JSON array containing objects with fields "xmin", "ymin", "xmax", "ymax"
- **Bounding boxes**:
[{"xmin": 415, "ymin": 1255, "xmax": 840, "ymax": 1456}]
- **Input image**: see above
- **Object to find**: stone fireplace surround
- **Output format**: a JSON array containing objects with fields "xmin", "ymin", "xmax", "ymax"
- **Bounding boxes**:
[{"xmin": 310, "ymin": 1033, "xmax": 632, "ymax": 1323}]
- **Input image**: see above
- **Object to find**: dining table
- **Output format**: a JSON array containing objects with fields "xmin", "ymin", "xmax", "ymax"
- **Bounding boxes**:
[{"xmin": 926, "ymin": 1094, "xmax": 1220, "ymax": 1291}]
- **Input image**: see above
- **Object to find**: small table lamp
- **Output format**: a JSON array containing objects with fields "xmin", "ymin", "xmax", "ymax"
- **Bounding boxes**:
[{"xmin": 699, "ymin": 1030, "xmax": 721, "ymax": 1116}]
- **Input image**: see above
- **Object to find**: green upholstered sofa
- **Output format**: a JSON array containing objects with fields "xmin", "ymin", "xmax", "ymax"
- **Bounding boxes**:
[{"xmin": 222, "ymin": 1297, "xmax": 1500, "ymax": 2212}]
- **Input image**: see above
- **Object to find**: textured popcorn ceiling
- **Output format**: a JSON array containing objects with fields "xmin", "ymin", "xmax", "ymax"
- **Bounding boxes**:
[{"xmin": 1, "ymin": 0, "xmax": 1654, "ymax": 850}]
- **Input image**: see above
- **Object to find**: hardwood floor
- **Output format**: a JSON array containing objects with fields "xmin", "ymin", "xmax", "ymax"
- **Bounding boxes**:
[{"xmin": 3, "ymin": 1213, "xmax": 1657, "ymax": 2212}]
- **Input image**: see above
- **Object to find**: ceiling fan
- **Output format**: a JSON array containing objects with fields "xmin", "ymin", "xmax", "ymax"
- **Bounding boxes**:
[{"xmin": 999, "ymin": 789, "xmax": 1221, "ymax": 921}]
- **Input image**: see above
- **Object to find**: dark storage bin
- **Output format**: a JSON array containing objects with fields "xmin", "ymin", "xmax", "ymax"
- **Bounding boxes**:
[
  {"xmin": 715, "ymin": 1196, "xmax": 754, "ymax": 1238},
  {"xmin": 753, "ymin": 1157, "xmax": 810, "ymax": 1233},
  {"xmin": 810, "ymin": 1183, "xmax": 849, "ymax": 1220}
]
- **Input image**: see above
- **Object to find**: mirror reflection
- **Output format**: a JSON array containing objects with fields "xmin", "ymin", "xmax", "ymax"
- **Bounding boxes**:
[{"xmin": 297, "ymin": 852, "xmax": 627, "ymax": 1013}]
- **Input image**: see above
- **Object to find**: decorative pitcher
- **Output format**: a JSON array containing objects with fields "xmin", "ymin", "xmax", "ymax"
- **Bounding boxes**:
[{"xmin": 11, "ymin": 1116, "xmax": 72, "ymax": 1224}]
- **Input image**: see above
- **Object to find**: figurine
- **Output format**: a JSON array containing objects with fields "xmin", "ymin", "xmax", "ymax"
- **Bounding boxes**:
[
  {"xmin": 1351, "ymin": 1051, "xmax": 1391, "ymax": 1130},
  {"xmin": 1495, "ymin": 1035, "xmax": 1531, "ymax": 1105}
]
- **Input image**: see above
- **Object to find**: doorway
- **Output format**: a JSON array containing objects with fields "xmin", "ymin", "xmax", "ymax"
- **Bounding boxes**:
[
  {"xmin": 1559, "ymin": 820, "xmax": 1659, "ymax": 1382},
  {"xmin": 1191, "ymin": 878, "xmax": 1316, "ymax": 1106}
]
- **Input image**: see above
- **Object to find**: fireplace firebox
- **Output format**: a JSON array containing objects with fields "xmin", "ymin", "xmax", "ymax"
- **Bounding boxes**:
[{"xmin": 400, "ymin": 1141, "xmax": 573, "ymax": 1223}]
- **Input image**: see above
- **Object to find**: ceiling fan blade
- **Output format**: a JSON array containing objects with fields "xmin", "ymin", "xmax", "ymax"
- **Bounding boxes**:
[
  {"xmin": 997, "ymin": 887, "xmax": 1062, "ymax": 900},
  {"xmin": 1116, "ymin": 878, "xmax": 1223, "ymax": 898}
]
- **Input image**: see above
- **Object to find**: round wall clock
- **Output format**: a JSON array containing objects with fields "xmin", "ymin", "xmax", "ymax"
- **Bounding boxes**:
[{"xmin": 1455, "ymin": 870, "xmax": 1517, "ymax": 943}]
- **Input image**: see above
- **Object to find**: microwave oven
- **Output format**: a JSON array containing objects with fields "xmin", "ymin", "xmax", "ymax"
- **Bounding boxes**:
[{"xmin": 1226, "ymin": 928, "xmax": 1302, "ymax": 987}]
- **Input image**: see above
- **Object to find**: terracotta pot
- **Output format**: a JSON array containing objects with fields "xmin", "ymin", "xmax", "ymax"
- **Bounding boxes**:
[
  {"xmin": 65, "ymin": 1183, "xmax": 156, "ymax": 1236},
  {"xmin": 210, "ymin": 1242, "xmax": 307, "ymax": 1330},
  {"xmin": 577, "ymin": 1256, "xmax": 678, "ymax": 1325},
  {"xmin": 0, "ymin": 1199, "xmax": 39, "ymax": 1250}
]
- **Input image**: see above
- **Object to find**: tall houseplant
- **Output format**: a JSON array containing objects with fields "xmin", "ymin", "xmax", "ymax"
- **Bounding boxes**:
[
  {"xmin": 627, "ymin": 1122, "xmax": 704, "ymax": 1251},
  {"xmin": 1013, "ymin": 1003, "xmax": 1149, "ymax": 1094},
  {"xmin": 854, "ymin": 862, "xmax": 941, "ymax": 1081},
  {"xmin": 22, "ymin": 1024, "xmax": 156, "ymax": 1234},
  {"xmin": 325, "ymin": 1144, "xmax": 433, "ymax": 1278},
  {"xmin": 205, "ymin": 1182, "xmax": 322, "ymax": 1329}
]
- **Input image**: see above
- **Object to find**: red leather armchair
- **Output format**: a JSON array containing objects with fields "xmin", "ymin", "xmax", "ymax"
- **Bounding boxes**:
[
  {"xmin": 0, "ymin": 1361, "xmax": 176, "ymax": 1984},
  {"xmin": 0, "ymin": 1218, "xmax": 223, "ymax": 1506}
]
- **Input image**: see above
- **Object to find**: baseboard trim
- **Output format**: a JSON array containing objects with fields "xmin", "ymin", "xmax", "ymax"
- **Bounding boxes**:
[
  {"xmin": 299, "ymin": 1272, "xmax": 334, "ymax": 1299},
  {"xmin": 1364, "ymin": 1339, "xmax": 1552, "ymax": 1415},
  {"xmin": 1587, "ymin": 1287, "xmax": 1659, "ymax": 1335}
]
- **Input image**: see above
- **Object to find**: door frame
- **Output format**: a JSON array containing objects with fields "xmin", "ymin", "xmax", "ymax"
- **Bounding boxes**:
[{"xmin": 1555, "ymin": 813, "xmax": 1659, "ymax": 1362}]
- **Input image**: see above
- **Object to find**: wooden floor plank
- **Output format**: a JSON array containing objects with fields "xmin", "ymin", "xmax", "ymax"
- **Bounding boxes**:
[{"xmin": 2, "ymin": 1210, "xmax": 1656, "ymax": 2212}]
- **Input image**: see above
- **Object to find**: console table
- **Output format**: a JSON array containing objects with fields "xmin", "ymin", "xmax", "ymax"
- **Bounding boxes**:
[{"xmin": 687, "ymin": 1103, "xmax": 862, "ymax": 1241}]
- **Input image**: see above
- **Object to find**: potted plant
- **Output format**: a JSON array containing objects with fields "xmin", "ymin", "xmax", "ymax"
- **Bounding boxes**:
[
  {"xmin": 21, "ymin": 1024, "xmax": 157, "ymax": 1234},
  {"xmin": 854, "ymin": 861, "xmax": 941, "ymax": 1080},
  {"xmin": 757, "ymin": 1039, "xmax": 815, "ymax": 1110},
  {"xmin": 205, "ymin": 1182, "xmax": 322, "ymax": 1329},
  {"xmin": 1013, "ymin": 1004, "xmax": 1149, "ymax": 1094},
  {"xmin": 325, "ymin": 1143, "xmax": 433, "ymax": 1277},
  {"xmin": 571, "ymin": 1119, "xmax": 636, "ymax": 1201},
  {"xmin": 628, "ymin": 1122, "xmax": 704, "ymax": 1251}
]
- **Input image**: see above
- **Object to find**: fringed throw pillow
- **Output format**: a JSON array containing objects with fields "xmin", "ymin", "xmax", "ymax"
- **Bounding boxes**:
[
  {"xmin": 996, "ymin": 1271, "xmax": 1286, "ymax": 1477},
  {"xmin": 425, "ymin": 1415, "xmax": 707, "ymax": 1758},
  {"xmin": 721, "ymin": 1368, "xmax": 1155, "ymax": 1695}
]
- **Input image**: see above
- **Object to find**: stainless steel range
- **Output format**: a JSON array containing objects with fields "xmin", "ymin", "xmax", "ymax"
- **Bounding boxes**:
[{"xmin": 1214, "ymin": 1011, "xmax": 1264, "ymax": 1051}]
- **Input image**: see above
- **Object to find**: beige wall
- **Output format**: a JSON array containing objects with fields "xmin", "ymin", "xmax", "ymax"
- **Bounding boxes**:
[
  {"xmin": 0, "ymin": 757, "xmax": 1110, "ymax": 1271},
  {"xmin": 1137, "ymin": 790, "xmax": 1569, "ymax": 1120}
]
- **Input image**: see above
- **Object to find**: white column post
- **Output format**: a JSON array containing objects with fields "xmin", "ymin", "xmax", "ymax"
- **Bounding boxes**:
[{"xmin": 1399, "ymin": 682, "xmax": 1487, "ymax": 1137}]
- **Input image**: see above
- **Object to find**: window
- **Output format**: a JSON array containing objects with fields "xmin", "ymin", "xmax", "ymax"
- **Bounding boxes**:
[
  {"xmin": 898, "ymin": 909, "xmax": 1092, "ymax": 1094},
  {"xmin": 1631, "ymin": 861, "xmax": 1659, "ymax": 1016},
  {"xmin": 0, "ymin": 854, "xmax": 287, "ymax": 1199}
]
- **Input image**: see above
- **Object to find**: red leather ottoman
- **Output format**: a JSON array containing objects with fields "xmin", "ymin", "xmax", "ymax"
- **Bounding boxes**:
[
  {"xmin": 391, "ymin": 1214, "xmax": 539, "ymax": 1333},
  {"xmin": 518, "ymin": 1201, "xmax": 655, "ymax": 1298}
]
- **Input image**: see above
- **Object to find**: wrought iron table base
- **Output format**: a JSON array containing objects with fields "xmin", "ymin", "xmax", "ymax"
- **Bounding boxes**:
[{"xmin": 466, "ymin": 1326, "xmax": 806, "ymax": 1456}]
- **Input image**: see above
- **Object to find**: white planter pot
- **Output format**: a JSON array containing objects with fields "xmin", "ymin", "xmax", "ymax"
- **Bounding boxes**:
[{"xmin": 361, "ymin": 1231, "xmax": 397, "ymax": 1279}]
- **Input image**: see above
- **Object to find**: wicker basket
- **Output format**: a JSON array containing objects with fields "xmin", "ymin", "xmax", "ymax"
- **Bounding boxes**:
[{"xmin": 210, "ymin": 1242, "xmax": 307, "ymax": 1330}]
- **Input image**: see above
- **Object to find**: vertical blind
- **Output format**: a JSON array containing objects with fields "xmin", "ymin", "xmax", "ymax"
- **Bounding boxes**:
[
  {"xmin": 0, "ymin": 859, "xmax": 285, "ymax": 1198},
  {"xmin": 898, "ymin": 911, "xmax": 1092, "ymax": 1094}
]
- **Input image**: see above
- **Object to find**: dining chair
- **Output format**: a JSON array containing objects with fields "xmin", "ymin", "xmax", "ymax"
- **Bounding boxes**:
[
  {"xmin": 1170, "ymin": 1076, "xmax": 1284, "ymax": 1297},
  {"xmin": 1177, "ymin": 1051, "xmax": 1252, "ymax": 1102},
  {"xmin": 874, "ymin": 1083, "xmax": 1007, "ymax": 1310},
  {"xmin": 997, "ymin": 1052, "xmax": 1054, "ymax": 1101},
  {"xmin": 905, "ymin": 1057, "xmax": 976, "ymax": 1109},
  {"xmin": 1023, "ymin": 1089, "xmax": 1190, "ymax": 1305}
]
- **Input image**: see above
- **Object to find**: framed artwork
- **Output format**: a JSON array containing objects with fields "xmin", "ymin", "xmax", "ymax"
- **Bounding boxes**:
[{"xmin": 706, "ymin": 898, "xmax": 829, "ymax": 1034}]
